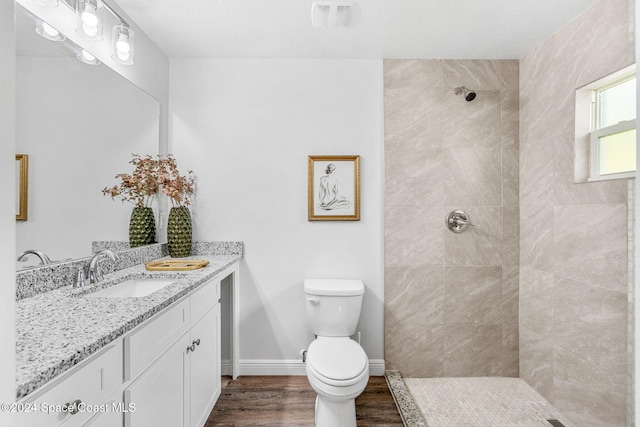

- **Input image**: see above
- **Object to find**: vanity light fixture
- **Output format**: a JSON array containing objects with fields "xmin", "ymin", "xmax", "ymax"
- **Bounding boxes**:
[
  {"xmin": 77, "ymin": 49, "xmax": 101, "ymax": 65},
  {"xmin": 36, "ymin": 21, "xmax": 66, "ymax": 41},
  {"xmin": 76, "ymin": 0, "xmax": 103, "ymax": 41},
  {"xmin": 32, "ymin": 0, "xmax": 59, "ymax": 7},
  {"xmin": 111, "ymin": 24, "xmax": 134, "ymax": 65}
]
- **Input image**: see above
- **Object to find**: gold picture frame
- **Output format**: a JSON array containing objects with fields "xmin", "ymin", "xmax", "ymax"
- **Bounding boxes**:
[
  {"xmin": 308, "ymin": 155, "xmax": 360, "ymax": 221},
  {"xmin": 16, "ymin": 154, "xmax": 28, "ymax": 221}
]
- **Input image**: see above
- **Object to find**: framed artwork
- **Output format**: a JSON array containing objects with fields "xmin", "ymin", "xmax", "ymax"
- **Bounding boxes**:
[
  {"xmin": 308, "ymin": 155, "xmax": 360, "ymax": 221},
  {"xmin": 16, "ymin": 154, "xmax": 28, "ymax": 221}
]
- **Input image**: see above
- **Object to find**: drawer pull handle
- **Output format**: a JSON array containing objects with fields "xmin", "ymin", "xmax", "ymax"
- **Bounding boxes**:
[
  {"xmin": 187, "ymin": 343, "xmax": 196, "ymax": 353},
  {"xmin": 63, "ymin": 399, "xmax": 82, "ymax": 415},
  {"xmin": 193, "ymin": 339, "xmax": 201, "ymax": 347}
]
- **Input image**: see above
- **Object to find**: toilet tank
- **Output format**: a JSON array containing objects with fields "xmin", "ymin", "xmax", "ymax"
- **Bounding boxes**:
[{"xmin": 304, "ymin": 279, "xmax": 364, "ymax": 337}]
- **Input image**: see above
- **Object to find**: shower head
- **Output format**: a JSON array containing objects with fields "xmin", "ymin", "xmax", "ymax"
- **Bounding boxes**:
[{"xmin": 454, "ymin": 86, "xmax": 476, "ymax": 102}]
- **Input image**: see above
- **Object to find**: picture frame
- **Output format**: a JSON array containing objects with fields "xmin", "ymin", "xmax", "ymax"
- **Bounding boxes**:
[
  {"xmin": 308, "ymin": 155, "xmax": 360, "ymax": 221},
  {"xmin": 16, "ymin": 154, "xmax": 28, "ymax": 221}
]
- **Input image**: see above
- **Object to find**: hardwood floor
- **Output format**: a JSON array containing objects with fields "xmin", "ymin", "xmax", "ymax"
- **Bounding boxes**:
[{"xmin": 205, "ymin": 376, "xmax": 404, "ymax": 426}]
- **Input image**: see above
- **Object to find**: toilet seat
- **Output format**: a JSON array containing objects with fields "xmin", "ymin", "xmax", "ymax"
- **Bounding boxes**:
[{"xmin": 306, "ymin": 337, "xmax": 368, "ymax": 387}]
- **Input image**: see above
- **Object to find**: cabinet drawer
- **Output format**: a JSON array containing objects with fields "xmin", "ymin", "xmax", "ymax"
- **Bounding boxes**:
[
  {"xmin": 190, "ymin": 278, "xmax": 220, "ymax": 323},
  {"xmin": 124, "ymin": 298, "xmax": 190, "ymax": 381},
  {"xmin": 20, "ymin": 342, "xmax": 122, "ymax": 427}
]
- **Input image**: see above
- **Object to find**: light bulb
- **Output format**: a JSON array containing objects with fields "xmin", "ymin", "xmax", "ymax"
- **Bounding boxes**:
[
  {"xmin": 77, "ymin": 49, "xmax": 100, "ymax": 65},
  {"xmin": 82, "ymin": 50, "xmax": 95, "ymax": 61},
  {"xmin": 81, "ymin": 4, "xmax": 98, "ymax": 27},
  {"xmin": 82, "ymin": 23, "xmax": 98, "ymax": 37},
  {"xmin": 116, "ymin": 34, "xmax": 130, "ymax": 54},
  {"xmin": 42, "ymin": 22, "xmax": 59, "ymax": 38}
]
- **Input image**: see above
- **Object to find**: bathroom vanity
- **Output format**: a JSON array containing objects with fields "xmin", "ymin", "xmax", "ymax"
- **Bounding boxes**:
[{"xmin": 14, "ymin": 248, "xmax": 241, "ymax": 427}]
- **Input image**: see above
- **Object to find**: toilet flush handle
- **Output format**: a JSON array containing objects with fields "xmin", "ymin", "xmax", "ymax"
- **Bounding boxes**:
[{"xmin": 306, "ymin": 297, "xmax": 319, "ymax": 305}]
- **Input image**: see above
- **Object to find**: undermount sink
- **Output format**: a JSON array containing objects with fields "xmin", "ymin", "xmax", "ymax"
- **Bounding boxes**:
[{"xmin": 86, "ymin": 278, "xmax": 176, "ymax": 298}]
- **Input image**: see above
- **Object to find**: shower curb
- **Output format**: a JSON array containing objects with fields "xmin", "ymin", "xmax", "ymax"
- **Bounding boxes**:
[{"xmin": 384, "ymin": 370, "xmax": 427, "ymax": 427}]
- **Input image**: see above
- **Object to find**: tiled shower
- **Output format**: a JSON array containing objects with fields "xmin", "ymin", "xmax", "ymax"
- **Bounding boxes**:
[{"xmin": 383, "ymin": 1, "xmax": 634, "ymax": 426}]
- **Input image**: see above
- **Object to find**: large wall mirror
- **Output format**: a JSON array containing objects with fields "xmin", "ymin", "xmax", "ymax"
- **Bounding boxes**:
[{"xmin": 15, "ymin": 3, "xmax": 160, "ymax": 269}]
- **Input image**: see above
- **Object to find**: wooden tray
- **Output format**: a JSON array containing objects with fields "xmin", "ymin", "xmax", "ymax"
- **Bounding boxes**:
[{"xmin": 145, "ymin": 259, "xmax": 210, "ymax": 271}]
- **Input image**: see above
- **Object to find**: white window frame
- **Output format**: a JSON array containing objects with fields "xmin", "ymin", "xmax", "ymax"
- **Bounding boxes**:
[{"xmin": 588, "ymin": 71, "xmax": 636, "ymax": 182}]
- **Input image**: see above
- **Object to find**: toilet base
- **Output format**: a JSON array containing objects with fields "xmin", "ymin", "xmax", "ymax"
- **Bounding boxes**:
[{"xmin": 314, "ymin": 394, "xmax": 356, "ymax": 427}]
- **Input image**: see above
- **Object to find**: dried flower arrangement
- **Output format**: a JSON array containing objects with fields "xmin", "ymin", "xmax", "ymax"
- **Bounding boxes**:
[{"xmin": 102, "ymin": 154, "xmax": 195, "ymax": 207}]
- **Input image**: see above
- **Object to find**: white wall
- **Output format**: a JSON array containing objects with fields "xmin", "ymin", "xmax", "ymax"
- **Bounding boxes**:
[
  {"xmin": 170, "ymin": 59, "xmax": 385, "ymax": 368},
  {"xmin": 15, "ymin": 57, "xmax": 159, "ymax": 260},
  {"xmin": 1, "ymin": 1, "xmax": 16, "ymax": 425}
]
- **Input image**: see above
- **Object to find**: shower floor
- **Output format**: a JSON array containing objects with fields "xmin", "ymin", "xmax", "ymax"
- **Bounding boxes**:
[{"xmin": 385, "ymin": 371, "xmax": 571, "ymax": 427}]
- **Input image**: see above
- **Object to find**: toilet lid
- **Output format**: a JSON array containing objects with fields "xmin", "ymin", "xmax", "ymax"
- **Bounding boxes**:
[{"xmin": 307, "ymin": 338, "xmax": 367, "ymax": 381}]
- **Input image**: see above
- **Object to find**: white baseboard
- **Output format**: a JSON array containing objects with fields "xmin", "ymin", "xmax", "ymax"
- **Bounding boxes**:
[{"xmin": 237, "ymin": 359, "xmax": 385, "ymax": 376}]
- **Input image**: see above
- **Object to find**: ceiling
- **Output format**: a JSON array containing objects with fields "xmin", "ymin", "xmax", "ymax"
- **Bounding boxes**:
[{"xmin": 113, "ymin": 0, "xmax": 600, "ymax": 59}]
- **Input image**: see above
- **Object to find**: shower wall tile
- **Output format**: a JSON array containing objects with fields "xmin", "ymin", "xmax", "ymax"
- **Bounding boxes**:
[
  {"xmin": 443, "ymin": 266, "xmax": 502, "ymax": 325},
  {"xmin": 519, "ymin": 205, "xmax": 554, "ymax": 270},
  {"xmin": 502, "ymin": 148, "xmax": 519, "ymax": 208},
  {"xmin": 503, "ymin": 207, "xmax": 520, "ymax": 265},
  {"xmin": 385, "ymin": 322, "xmax": 444, "ymax": 377},
  {"xmin": 385, "ymin": 145, "xmax": 443, "ymax": 207},
  {"xmin": 443, "ymin": 324, "xmax": 502, "ymax": 376},
  {"xmin": 519, "ymin": 266, "xmax": 554, "ymax": 326},
  {"xmin": 519, "ymin": 323, "xmax": 554, "ymax": 400},
  {"xmin": 385, "ymin": 205, "xmax": 443, "ymax": 268},
  {"xmin": 385, "ymin": 266, "xmax": 444, "ymax": 326},
  {"xmin": 519, "ymin": 0, "xmax": 631, "ymax": 424},
  {"xmin": 442, "ymin": 90, "xmax": 501, "ymax": 148},
  {"xmin": 502, "ymin": 265, "xmax": 519, "ymax": 324},
  {"xmin": 384, "ymin": 59, "xmax": 443, "ymax": 90},
  {"xmin": 500, "ymin": 60, "xmax": 519, "ymax": 89},
  {"xmin": 384, "ymin": 58, "xmax": 519, "ymax": 379},
  {"xmin": 384, "ymin": 86, "xmax": 443, "ymax": 149},
  {"xmin": 501, "ymin": 89, "xmax": 520, "ymax": 148},
  {"xmin": 443, "ymin": 60, "xmax": 502, "ymax": 90},
  {"xmin": 443, "ymin": 148, "xmax": 502, "ymax": 206},
  {"xmin": 502, "ymin": 322, "xmax": 519, "ymax": 377},
  {"xmin": 444, "ymin": 206, "xmax": 503, "ymax": 266},
  {"xmin": 553, "ymin": 204, "xmax": 627, "ymax": 291}
]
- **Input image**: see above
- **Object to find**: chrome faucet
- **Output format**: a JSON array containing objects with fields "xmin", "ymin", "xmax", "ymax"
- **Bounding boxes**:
[
  {"xmin": 17, "ymin": 249, "xmax": 52, "ymax": 265},
  {"xmin": 85, "ymin": 250, "xmax": 120, "ymax": 284}
]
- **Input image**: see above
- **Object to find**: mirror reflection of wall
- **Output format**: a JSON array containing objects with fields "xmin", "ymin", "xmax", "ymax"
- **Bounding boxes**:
[{"xmin": 15, "ymin": 4, "xmax": 160, "ymax": 268}]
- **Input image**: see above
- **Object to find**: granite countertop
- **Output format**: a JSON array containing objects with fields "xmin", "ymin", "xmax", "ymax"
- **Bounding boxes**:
[{"xmin": 16, "ymin": 254, "xmax": 241, "ymax": 400}]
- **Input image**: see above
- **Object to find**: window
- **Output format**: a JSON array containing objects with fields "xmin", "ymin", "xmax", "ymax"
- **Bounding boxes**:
[{"xmin": 589, "ymin": 72, "xmax": 637, "ymax": 181}]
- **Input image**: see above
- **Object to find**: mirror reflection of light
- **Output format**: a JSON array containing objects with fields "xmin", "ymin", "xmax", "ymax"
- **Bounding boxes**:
[
  {"xmin": 82, "ymin": 23, "xmax": 98, "ymax": 37},
  {"xmin": 42, "ymin": 22, "xmax": 59, "ymax": 38},
  {"xmin": 36, "ymin": 21, "xmax": 66, "ymax": 41},
  {"xmin": 76, "ymin": 49, "xmax": 100, "ymax": 65}
]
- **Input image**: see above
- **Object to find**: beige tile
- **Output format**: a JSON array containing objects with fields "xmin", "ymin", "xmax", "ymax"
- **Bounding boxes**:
[
  {"xmin": 443, "ymin": 266, "xmax": 502, "ymax": 325},
  {"xmin": 500, "ymin": 60, "xmax": 519, "ymax": 89},
  {"xmin": 502, "ymin": 322, "xmax": 519, "ymax": 377},
  {"xmin": 519, "ymin": 323, "xmax": 554, "ymax": 401},
  {"xmin": 442, "ymin": 90, "xmax": 501, "ymax": 148},
  {"xmin": 385, "ymin": 323, "xmax": 444, "ymax": 377},
  {"xmin": 500, "ymin": 89, "xmax": 519, "ymax": 148},
  {"xmin": 385, "ymin": 266, "xmax": 443, "ymax": 326},
  {"xmin": 502, "ymin": 265, "xmax": 519, "ymax": 324},
  {"xmin": 443, "ymin": 60, "xmax": 502, "ymax": 90},
  {"xmin": 443, "ymin": 324, "xmax": 502, "ymax": 376},
  {"xmin": 519, "ymin": 36, "xmax": 555, "ymax": 87},
  {"xmin": 519, "ymin": 205, "xmax": 554, "ymax": 270},
  {"xmin": 553, "ymin": 204, "xmax": 627, "ymax": 291},
  {"xmin": 502, "ymin": 207, "xmax": 519, "ymax": 265},
  {"xmin": 443, "ymin": 148, "xmax": 502, "ymax": 206},
  {"xmin": 554, "ymin": 345, "xmax": 625, "ymax": 387},
  {"xmin": 519, "ymin": 266, "xmax": 553, "ymax": 326},
  {"xmin": 385, "ymin": 145, "xmax": 443, "ymax": 207},
  {"xmin": 519, "ymin": 139, "xmax": 554, "ymax": 207},
  {"xmin": 502, "ymin": 147, "xmax": 519, "ymax": 207},
  {"xmin": 443, "ymin": 206, "xmax": 502, "ymax": 266},
  {"xmin": 384, "ymin": 86, "xmax": 442, "ymax": 149},
  {"xmin": 385, "ymin": 205, "xmax": 443, "ymax": 268},
  {"xmin": 553, "ymin": 276, "xmax": 627, "ymax": 324},
  {"xmin": 553, "ymin": 378, "xmax": 626, "ymax": 427},
  {"xmin": 384, "ymin": 59, "xmax": 443, "ymax": 90}
]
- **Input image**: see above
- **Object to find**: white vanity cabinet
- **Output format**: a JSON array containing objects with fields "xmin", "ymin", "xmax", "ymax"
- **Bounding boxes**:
[
  {"xmin": 124, "ymin": 276, "xmax": 222, "ymax": 427},
  {"xmin": 19, "ymin": 341, "xmax": 123, "ymax": 427}
]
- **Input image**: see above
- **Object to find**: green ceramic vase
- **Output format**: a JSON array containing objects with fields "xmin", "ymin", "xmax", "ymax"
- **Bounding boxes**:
[
  {"xmin": 167, "ymin": 206, "xmax": 192, "ymax": 257},
  {"xmin": 129, "ymin": 207, "xmax": 156, "ymax": 248}
]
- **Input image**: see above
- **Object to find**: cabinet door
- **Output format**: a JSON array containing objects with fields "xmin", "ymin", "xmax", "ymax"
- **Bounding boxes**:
[
  {"xmin": 189, "ymin": 305, "xmax": 220, "ymax": 427},
  {"xmin": 124, "ymin": 334, "xmax": 190, "ymax": 427}
]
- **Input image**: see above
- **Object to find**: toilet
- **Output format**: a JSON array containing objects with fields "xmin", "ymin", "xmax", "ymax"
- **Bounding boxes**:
[{"xmin": 304, "ymin": 279, "xmax": 369, "ymax": 427}]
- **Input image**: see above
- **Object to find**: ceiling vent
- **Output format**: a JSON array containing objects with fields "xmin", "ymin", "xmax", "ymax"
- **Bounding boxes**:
[{"xmin": 311, "ymin": 1, "xmax": 354, "ymax": 28}]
